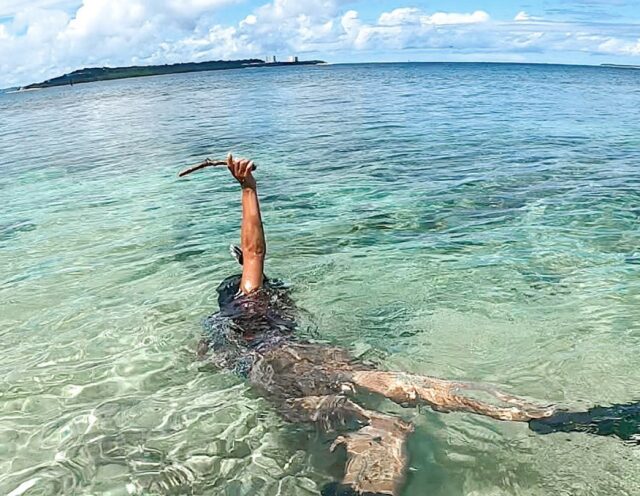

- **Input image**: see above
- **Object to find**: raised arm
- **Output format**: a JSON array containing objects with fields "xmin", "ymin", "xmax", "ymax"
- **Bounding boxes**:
[{"xmin": 227, "ymin": 154, "xmax": 265, "ymax": 294}]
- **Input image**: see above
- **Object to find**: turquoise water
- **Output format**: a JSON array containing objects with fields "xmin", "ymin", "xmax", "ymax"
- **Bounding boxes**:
[{"xmin": 1, "ymin": 63, "xmax": 639, "ymax": 495}]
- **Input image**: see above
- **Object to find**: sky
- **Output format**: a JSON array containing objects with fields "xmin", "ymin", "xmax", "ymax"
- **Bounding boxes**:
[{"xmin": 1, "ymin": 0, "xmax": 639, "ymax": 87}]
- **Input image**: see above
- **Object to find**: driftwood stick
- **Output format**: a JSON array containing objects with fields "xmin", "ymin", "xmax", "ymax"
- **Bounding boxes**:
[{"xmin": 178, "ymin": 158, "xmax": 257, "ymax": 177}]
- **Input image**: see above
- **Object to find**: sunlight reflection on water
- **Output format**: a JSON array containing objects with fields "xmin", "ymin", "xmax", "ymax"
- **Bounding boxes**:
[{"xmin": 1, "ymin": 63, "xmax": 639, "ymax": 495}]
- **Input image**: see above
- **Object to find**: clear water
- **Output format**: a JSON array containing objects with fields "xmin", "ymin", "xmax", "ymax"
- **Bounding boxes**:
[{"xmin": 1, "ymin": 63, "xmax": 639, "ymax": 496}]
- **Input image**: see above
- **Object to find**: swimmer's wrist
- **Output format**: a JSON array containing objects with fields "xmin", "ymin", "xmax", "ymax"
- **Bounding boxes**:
[{"xmin": 241, "ymin": 179, "xmax": 257, "ymax": 191}]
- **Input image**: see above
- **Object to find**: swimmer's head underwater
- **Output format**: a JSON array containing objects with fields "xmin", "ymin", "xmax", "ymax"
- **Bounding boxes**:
[{"xmin": 179, "ymin": 154, "xmax": 639, "ymax": 496}]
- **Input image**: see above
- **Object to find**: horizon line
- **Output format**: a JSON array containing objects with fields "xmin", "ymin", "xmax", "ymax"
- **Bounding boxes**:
[{"xmin": 3, "ymin": 59, "xmax": 637, "ymax": 91}]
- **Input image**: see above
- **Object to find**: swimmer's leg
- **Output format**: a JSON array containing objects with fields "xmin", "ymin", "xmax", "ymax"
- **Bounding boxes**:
[
  {"xmin": 350, "ymin": 371, "xmax": 555, "ymax": 422},
  {"xmin": 285, "ymin": 395, "xmax": 412, "ymax": 496},
  {"xmin": 529, "ymin": 401, "xmax": 640, "ymax": 443}
]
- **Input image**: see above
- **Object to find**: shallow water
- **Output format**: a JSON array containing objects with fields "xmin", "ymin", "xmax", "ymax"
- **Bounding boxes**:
[{"xmin": 1, "ymin": 63, "xmax": 639, "ymax": 495}]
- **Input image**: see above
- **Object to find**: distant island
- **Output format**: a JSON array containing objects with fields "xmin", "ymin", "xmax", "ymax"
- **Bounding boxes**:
[
  {"xmin": 21, "ymin": 58, "xmax": 325, "ymax": 90},
  {"xmin": 601, "ymin": 64, "xmax": 640, "ymax": 70}
]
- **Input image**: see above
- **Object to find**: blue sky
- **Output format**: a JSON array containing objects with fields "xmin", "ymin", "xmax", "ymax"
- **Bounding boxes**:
[{"xmin": 1, "ymin": 0, "xmax": 639, "ymax": 87}]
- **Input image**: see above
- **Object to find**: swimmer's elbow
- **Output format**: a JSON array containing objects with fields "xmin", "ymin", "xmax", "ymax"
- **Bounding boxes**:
[{"xmin": 243, "ymin": 243, "xmax": 266, "ymax": 260}]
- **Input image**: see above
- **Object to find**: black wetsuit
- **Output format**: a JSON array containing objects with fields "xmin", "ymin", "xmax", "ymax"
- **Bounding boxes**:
[
  {"xmin": 200, "ymin": 271, "xmax": 371, "ymax": 426},
  {"xmin": 202, "ymin": 272, "xmax": 640, "ymax": 445},
  {"xmin": 202, "ymin": 274, "xmax": 299, "ymax": 376}
]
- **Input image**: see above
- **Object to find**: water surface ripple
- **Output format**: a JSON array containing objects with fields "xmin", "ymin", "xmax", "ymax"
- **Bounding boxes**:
[{"xmin": 1, "ymin": 63, "xmax": 639, "ymax": 495}]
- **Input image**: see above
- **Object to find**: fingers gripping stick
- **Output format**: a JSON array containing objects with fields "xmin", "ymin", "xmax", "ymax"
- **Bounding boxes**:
[{"xmin": 178, "ymin": 156, "xmax": 257, "ymax": 178}]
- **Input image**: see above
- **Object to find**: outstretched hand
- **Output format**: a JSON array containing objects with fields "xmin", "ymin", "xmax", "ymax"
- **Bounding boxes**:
[{"xmin": 227, "ymin": 153, "xmax": 256, "ymax": 190}]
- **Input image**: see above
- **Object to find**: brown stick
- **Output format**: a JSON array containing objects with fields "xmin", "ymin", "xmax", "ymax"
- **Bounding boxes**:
[{"xmin": 178, "ymin": 158, "xmax": 257, "ymax": 177}]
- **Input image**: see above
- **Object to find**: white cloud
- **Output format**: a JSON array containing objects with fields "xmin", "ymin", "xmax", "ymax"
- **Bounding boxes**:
[
  {"xmin": 0, "ymin": 0, "xmax": 239, "ymax": 85},
  {"xmin": 1, "ymin": 0, "xmax": 640, "ymax": 87},
  {"xmin": 514, "ymin": 11, "xmax": 544, "ymax": 22},
  {"xmin": 377, "ymin": 8, "xmax": 490, "ymax": 28},
  {"xmin": 378, "ymin": 8, "xmax": 421, "ymax": 26},
  {"xmin": 426, "ymin": 11, "xmax": 490, "ymax": 26},
  {"xmin": 254, "ymin": 0, "xmax": 347, "ymax": 20},
  {"xmin": 0, "ymin": 0, "xmax": 79, "ymax": 18},
  {"xmin": 241, "ymin": 14, "xmax": 257, "ymax": 26},
  {"xmin": 598, "ymin": 37, "xmax": 640, "ymax": 56}
]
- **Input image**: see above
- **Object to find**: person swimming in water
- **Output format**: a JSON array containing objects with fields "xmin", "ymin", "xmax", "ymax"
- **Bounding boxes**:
[{"xmin": 190, "ymin": 154, "xmax": 639, "ymax": 496}]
